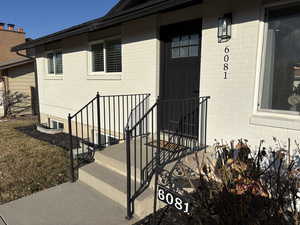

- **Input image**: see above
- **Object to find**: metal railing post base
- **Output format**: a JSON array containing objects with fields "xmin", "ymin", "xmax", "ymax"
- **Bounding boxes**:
[{"xmin": 68, "ymin": 114, "xmax": 76, "ymax": 182}]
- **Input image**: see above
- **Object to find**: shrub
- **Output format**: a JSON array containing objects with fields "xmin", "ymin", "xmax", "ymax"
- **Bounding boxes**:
[
  {"xmin": 146, "ymin": 138, "xmax": 300, "ymax": 225},
  {"xmin": 186, "ymin": 138, "xmax": 300, "ymax": 225}
]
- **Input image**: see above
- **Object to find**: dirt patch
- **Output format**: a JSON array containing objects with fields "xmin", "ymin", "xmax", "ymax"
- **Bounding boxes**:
[{"xmin": 0, "ymin": 119, "xmax": 70, "ymax": 204}]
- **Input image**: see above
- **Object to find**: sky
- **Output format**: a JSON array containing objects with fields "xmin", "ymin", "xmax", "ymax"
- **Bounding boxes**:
[{"xmin": 0, "ymin": 0, "xmax": 119, "ymax": 39}]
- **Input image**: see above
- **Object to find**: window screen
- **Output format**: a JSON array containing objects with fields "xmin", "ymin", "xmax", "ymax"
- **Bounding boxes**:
[
  {"xmin": 58, "ymin": 122, "xmax": 64, "ymax": 129},
  {"xmin": 52, "ymin": 121, "xmax": 58, "ymax": 129},
  {"xmin": 261, "ymin": 5, "xmax": 300, "ymax": 112},
  {"xmin": 47, "ymin": 51, "xmax": 63, "ymax": 75},
  {"xmin": 52, "ymin": 121, "xmax": 64, "ymax": 129},
  {"xmin": 91, "ymin": 43, "xmax": 104, "ymax": 72},
  {"xmin": 55, "ymin": 52, "xmax": 63, "ymax": 74},
  {"xmin": 106, "ymin": 40, "xmax": 122, "ymax": 73},
  {"xmin": 47, "ymin": 53, "xmax": 54, "ymax": 74}
]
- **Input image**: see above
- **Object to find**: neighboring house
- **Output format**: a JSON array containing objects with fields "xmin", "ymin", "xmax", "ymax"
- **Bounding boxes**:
[
  {"xmin": 0, "ymin": 23, "xmax": 37, "ymax": 117},
  {"xmin": 0, "ymin": 58, "xmax": 37, "ymax": 116},
  {"xmin": 11, "ymin": 0, "xmax": 300, "ymax": 144}
]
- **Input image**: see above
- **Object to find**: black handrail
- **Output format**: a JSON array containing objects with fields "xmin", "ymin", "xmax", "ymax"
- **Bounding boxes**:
[
  {"xmin": 0, "ymin": 216, "xmax": 8, "ymax": 225},
  {"xmin": 68, "ymin": 92, "xmax": 150, "ymax": 182},
  {"xmin": 126, "ymin": 94, "xmax": 151, "ymax": 128},
  {"xmin": 129, "ymin": 102, "xmax": 157, "ymax": 132},
  {"xmin": 70, "ymin": 95, "xmax": 98, "ymax": 119},
  {"xmin": 125, "ymin": 96, "xmax": 210, "ymax": 219}
]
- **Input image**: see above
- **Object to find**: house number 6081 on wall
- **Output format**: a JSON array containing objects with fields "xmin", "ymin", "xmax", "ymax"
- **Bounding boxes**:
[
  {"xmin": 224, "ymin": 46, "xmax": 230, "ymax": 79},
  {"xmin": 157, "ymin": 185, "xmax": 190, "ymax": 213}
]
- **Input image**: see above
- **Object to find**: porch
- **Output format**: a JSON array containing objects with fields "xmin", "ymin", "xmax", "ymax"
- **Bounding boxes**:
[{"xmin": 67, "ymin": 92, "xmax": 210, "ymax": 220}]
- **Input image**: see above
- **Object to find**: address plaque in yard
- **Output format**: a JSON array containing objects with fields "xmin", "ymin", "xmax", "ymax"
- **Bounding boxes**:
[
  {"xmin": 155, "ymin": 160, "xmax": 197, "ymax": 214},
  {"xmin": 157, "ymin": 185, "xmax": 190, "ymax": 213}
]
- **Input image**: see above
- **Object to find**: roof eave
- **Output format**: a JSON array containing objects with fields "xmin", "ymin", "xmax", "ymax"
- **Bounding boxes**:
[
  {"xmin": 0, "ymin": 58, "xmax": 34, "ymax": 70},
  {"xmin": 12, "ymin": 0, "xmax": 202, "ymax": 52}
]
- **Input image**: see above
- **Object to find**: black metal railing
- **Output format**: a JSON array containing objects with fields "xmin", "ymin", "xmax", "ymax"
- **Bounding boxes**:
[
  {"xmin": 68, "ymin": 92, "xmax": 150, "ymax": 182},
  {"xmin": 0, "ymin": 216, "xmax": 8, "ymax": 225},
  {"xmin": 125, "ymin": 96, "xmax": 210, "ymax": 219}
]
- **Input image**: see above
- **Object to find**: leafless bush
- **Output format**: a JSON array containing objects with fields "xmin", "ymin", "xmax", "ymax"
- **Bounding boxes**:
[
  {"xmin": 3, "ymin": 90, "xmax": 31, "ymax": 117},
  {"xmin": 186, "ymin": 138, "xmax": 300, "ymax": 225}
]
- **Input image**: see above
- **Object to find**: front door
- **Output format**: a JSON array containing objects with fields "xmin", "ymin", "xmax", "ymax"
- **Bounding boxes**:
[{"xmin": 160, "ymin": 19, "xmax": 202, "ymax": 138}]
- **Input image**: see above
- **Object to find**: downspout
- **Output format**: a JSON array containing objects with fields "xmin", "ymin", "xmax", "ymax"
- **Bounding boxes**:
[{"xmin": 16, "ymin": 50, "xmax": 41, "ymax": 123}]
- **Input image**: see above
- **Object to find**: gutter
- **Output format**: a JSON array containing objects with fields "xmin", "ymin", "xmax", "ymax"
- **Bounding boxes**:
[{"xmin": 16, "ymin": 51, "xmax": 41, "ymax": 123}]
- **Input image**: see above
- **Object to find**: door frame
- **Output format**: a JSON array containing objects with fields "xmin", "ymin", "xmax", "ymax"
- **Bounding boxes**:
[
  {"xmin": 158, "ymin": 19, "xmax": 203, "ymax": 138},
  {"xmin": 158, "ymin": 18, "xmax": 203, "ymax": 99}
]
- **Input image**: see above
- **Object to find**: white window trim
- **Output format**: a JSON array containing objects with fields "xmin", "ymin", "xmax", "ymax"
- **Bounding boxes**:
[
  {"xmin": 45, "ymin": 49, "xmax": 64, "ymax": 78},
  {"xmin": 87, "ymin": 37, "xmax": 122, "ymax": 80},
  {"xmin": 88, "ymin": 40, "xmax": 106, "ymax": 76},
  {"xmin": 252, "ymin": 1, "xmax": 300, "ymax": 130}
]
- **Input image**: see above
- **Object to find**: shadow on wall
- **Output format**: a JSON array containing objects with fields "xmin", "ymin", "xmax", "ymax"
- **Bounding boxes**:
[{"xmin": 3, "ymin": 91, "xmax": 31, "ymax": 117}]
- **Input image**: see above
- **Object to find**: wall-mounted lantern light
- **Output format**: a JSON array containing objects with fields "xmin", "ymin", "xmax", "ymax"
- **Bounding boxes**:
[{"xmin": 218, "ymin": 13, "xmax": 232, "ymax": 43}]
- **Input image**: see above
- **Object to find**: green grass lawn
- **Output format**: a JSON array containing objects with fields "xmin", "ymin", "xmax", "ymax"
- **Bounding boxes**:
[{"xmin": 0, "ymin": 118, "xmax": 69, "ymax": 204}]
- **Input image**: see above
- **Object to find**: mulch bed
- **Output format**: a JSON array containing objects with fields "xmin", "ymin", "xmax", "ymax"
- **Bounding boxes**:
[
  {"xmin": 133, "ymin": 206, "xmax": 200, "ymax": 225},
  {"xmin": 15, "ymin": 124, "xmax": 72, "ymax": 150}
]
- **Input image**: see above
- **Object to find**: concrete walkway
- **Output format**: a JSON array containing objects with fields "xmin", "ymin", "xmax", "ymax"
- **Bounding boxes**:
[{"xmin": 0, "ymin": 182, "xmax": 134, "ymax": 225}]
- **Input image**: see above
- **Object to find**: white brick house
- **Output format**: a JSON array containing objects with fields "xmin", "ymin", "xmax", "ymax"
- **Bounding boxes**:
[
  {"xmin": 12, "ymin": 0, "xmax": 300, "ymax": 146},
  {"xmin": 11, "ymin": 0, "xmax": 300, "ymax": 219}
]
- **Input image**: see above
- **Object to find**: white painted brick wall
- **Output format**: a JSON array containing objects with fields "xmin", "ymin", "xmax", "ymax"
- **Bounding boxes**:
[
  {"xmin": 200, "ymin": 0, "xmax": 300, "ymax": 149},
  {"xmin": 35, "ymin": 0, "xmax": 300, "ymax": 150},
  {"xmin": 36, "ymin": 16, "xmax": 159, "ymax": 121}
]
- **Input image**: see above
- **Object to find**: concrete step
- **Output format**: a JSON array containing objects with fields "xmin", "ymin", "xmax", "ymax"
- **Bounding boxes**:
[
  {"xmin": 94, "ymin": 142, "xmax": 157, "ymax": 189},
  {"xmin": 79, "ymin": 161, "xmax": 154, "ymax": 219}
]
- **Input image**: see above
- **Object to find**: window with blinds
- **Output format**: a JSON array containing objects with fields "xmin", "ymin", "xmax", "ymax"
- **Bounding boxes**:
[
  {"xmin": 90, "ymin": 39, "xmax": 122, "ymax": 74},
  {"xmin": 91, "ymin": 43, "xmax": 104, "ymax": 72},
  {"xmin": 47, "ymin": 50, "xmax": 63, "ymax": 75},
  {"xmin": 106, "ymin": 40, "xmax": 122, "ymax": 73}
]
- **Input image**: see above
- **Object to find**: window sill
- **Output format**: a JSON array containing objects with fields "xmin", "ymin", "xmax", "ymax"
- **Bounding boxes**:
[
  {"xmin": 250, "ymin": 112, "xmax": 300, "ymax": 131},
  {"xmin": 45, "ymin": 75, "xmax": 64, "ymax": 80},
  {"xmin": 87, "ymin": 73, "xmax": 122, "ymax": 80}
]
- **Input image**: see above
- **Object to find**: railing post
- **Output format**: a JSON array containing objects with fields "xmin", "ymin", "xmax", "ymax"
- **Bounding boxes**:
[
  {"xmin": 125, "ymin": 126, "xmax": 132, "ymax": 219},
  {"xmin": 156, "ymin": 96, "xmax": 161, "ymax": 166},
  {"xmin": 68, "ymin": 113, "xmax": 75, "ymax": 182},
  {"xmin": 152, "ymin": 96, "xmax": 161, "ymax": 224},
  {"xmin": 96, "ymin": 92, "xmax": 101, "ymax": 148}
]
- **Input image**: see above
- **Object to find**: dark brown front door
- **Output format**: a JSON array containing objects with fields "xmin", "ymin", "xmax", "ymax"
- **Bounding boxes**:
[{"xmin": 160, "ymin": 19, "xmax": 202, "ymax": 137}]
